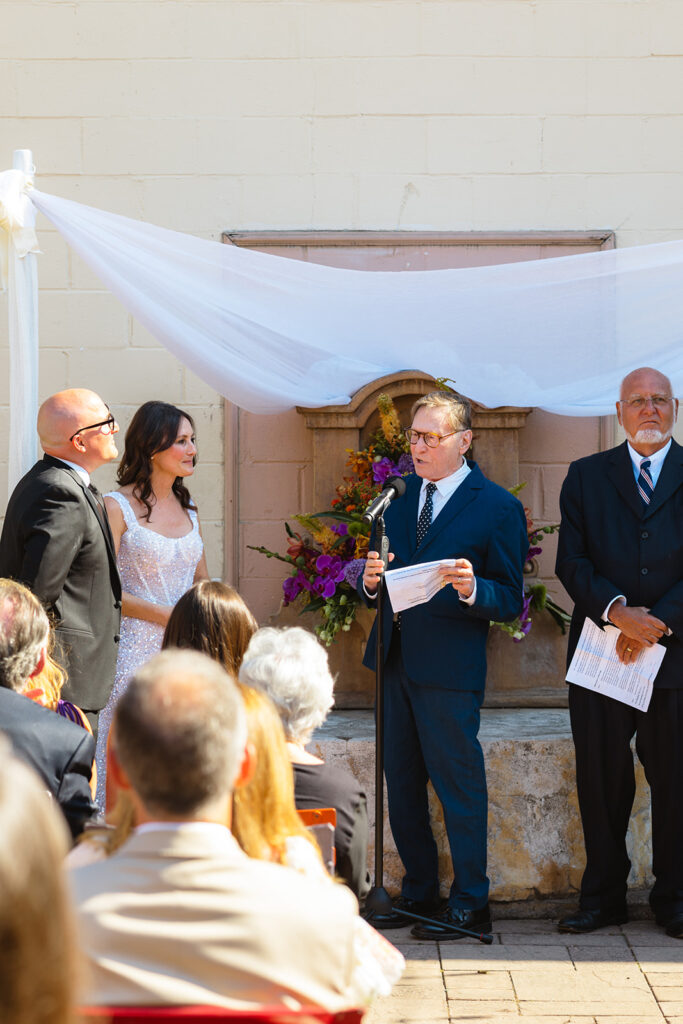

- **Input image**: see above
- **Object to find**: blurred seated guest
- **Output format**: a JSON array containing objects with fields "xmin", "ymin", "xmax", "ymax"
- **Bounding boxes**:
[
  {"xmin": 71, "ymin": 650, "xmax": 367, "ymax": 1011},
  {"xmin": 0, "ymin": 741, "xmax": 77, "ymax": 1024},
  {"xmin": 0, "ymin": 579, "xmax": 98, "ymax": 839},
  {"xmin": 232, "ymin": 685, "xmax": 328, "ymax": 876},
  {"xmin": 162, "ymin": 579, "xmax": 257, "ymax": 676},
  {"xmin": 24, "ymin": 631, "xmax": 97, "ymax": 797},
  {"xmin": 240, "ymin": 627, "xmax": 371, "ymax": 900},
  {"xmin": 233, "ymin": 686, "xmax": 405, "ymax": 1001}
]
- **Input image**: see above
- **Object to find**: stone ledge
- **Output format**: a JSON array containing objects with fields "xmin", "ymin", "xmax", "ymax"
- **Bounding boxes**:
[{"xmin": 311, "ymin": 709, "xmax": 653, "ymax": 915}]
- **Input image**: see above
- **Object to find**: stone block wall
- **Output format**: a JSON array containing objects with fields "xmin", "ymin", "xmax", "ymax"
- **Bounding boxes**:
[{"xmin": 315, "ymin": 709, "xmax": 654, "ymax": 911}]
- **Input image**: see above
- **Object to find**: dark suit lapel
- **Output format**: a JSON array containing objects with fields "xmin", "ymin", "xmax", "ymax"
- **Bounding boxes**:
[
  {"xmin": 606, "ymin": 443, "xmax": 643, "ymax": 521},
  {"xmin": 405, "ymin": 475, "xmax": 421, "ymax": 553},
  {"xmin": 43, "ymin": 456, "xmax": 119, "ymax": 567},
  {"xmin": 415, "ymin": 460, "xmax": 483, "ymax": 556},
  {"xmin": 644, "ymin": 439, "xmax": 683, "ymax": 520}
]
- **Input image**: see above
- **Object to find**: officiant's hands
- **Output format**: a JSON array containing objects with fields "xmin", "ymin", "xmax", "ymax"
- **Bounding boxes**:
[
  {"xmin": 363, "ymin": 550, "xmax": 394, "ymax": 594},
  {"xmin": 438, "ymin": 558, "xmax": 475, "ymax": 599}
]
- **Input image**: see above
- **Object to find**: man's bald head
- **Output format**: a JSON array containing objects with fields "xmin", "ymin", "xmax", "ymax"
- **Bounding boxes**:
[
  {"xmin": 619, "ymin": 367, "xmax": 673, "ymax": 403},
  {"xmin": 112, "ymin": 650, "xmax": 247, "ymax": 820},
  {"xmin": 38, "ymin": 390, "xmax": 118, "ymax": 471},
  {"xmin": 617, "ymin": 366, "xmax": 678, "ymax": 457}
]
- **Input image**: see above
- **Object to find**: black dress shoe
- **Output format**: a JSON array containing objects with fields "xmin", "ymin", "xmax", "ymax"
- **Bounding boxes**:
[
  {"xmin": 368, "ymin": 894, "xmax": 446, "ymax": 930},
  {"xmin": 411, "ymin": 903, "xmax": 492, "ymax": 940},
  {"xmin": 558, "ymin": 907, "xmax": 628, "ymax": 934},
  {"xmin": 657, "ymin": 913, "xmax": 683, "ymax": 939}
]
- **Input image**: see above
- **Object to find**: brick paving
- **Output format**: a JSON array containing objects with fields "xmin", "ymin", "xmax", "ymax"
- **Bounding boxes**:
[{"xmin": 365, "ymin": 918, "xmax": 683, "ymax": 1024}]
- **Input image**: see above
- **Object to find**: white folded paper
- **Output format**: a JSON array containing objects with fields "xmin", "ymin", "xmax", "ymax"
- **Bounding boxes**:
[
  {"xmin": 566, "ymin": 618, "xmax": 665, "ymax": 712},
  {"xmin": 384, "ymin": 559, "xmax": 456, "ymax": 613}
]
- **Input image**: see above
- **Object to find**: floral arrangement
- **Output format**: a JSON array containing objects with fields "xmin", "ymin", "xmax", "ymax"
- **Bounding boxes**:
[{"xmin": 250, "ymin": 391, "xmax": 569, "ymax": 646}]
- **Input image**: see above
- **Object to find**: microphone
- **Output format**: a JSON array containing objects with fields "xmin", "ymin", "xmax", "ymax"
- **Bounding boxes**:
[{"xmin": 362, "ymin": 475, "xmax": 407, "ymax": 524}]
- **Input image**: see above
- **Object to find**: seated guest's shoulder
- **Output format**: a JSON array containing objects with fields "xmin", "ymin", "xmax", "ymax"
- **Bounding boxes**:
[{"xmin": 294, "ymin": 761, "xmax": 366, "ymax": 805}]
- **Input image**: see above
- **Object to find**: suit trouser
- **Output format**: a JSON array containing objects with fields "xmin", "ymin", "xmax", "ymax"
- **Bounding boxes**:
[
  {"xmin": 569, "ymin": 684, "xmax": 683, "ymax": 918},
  {"xmin": 383, "ymin": 629, "xmax": 488, "ymax": 910}
]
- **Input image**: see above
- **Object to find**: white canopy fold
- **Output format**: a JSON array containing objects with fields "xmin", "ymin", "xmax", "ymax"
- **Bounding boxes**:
[{"xmin": 20, "ymin": 187, "xmax": 683, "ymax": 417}]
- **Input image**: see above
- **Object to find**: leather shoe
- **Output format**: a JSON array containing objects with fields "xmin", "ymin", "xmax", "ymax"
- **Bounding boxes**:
[
  {"xmin": 411, "ymin": 903, "xmax": 492, "ymax": 940},
  {"xmin": 367, "ymin": 894, "xmax": 446, "ymax": 930},
  {"xmin": 657, "ymin": 913, "xmax": 683, "ymax": 939},
  {"xmin": 558, "ymin": 907, "xmax": 627, "ymax": 934}
]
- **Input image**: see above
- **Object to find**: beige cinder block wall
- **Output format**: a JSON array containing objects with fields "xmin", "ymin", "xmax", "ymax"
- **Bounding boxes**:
[{"xmin": 2, "ymin": 0, "xmax": 683, "ymax": 598}]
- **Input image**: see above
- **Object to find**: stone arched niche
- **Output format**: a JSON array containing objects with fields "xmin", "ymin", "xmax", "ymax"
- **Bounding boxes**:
[{"xmin": 296, "ymin": 373, "xmax": 568, "ymax": 709}]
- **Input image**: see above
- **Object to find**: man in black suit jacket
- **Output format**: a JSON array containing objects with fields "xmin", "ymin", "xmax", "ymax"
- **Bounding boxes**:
[
  {"xmin": 360, "ymin": 390, "xmax": 528, "ymax": 939},
  {"xmin": 0, "ymin": 578, "xmax": 98, "ymax": 837},
  {"xmin": 556, "ymin": 366, "xmax": 683, "ymax": 940},
  {"xmin": 0, "ymin": 389, "xmax": 122, "ymax": 731}
]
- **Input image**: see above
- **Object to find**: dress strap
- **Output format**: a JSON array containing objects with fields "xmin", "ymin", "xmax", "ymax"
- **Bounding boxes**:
[{"xmin": 105, "ymin": 491, "xmax": 138, "ymax": 530}]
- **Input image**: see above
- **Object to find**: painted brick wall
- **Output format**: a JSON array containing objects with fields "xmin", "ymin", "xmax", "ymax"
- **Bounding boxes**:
[{"xmin": 1, "ymin": 0, "xmax": 682, "ymax": 590}]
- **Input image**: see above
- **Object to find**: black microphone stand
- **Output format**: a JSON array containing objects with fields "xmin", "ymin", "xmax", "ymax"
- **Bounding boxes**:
[{"xmin": 360, "ymin": 513, "xmax": 492, "ymax": 945}]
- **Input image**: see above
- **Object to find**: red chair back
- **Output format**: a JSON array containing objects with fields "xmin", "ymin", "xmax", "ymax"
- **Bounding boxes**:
[{"xmin": 79, "ymin": 1007, "xmax": 363, "ymax": 1023}]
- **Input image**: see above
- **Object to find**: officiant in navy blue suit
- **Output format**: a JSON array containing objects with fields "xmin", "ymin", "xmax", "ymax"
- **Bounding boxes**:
[{"xmin": 359, "ymin": 390, "xmax": 528, "ymax": 939}]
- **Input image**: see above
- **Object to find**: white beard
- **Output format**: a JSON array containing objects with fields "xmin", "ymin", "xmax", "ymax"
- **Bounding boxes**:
[{"xmin": 625, "ymin": 427, "xmax": 672, "ymax": 445}]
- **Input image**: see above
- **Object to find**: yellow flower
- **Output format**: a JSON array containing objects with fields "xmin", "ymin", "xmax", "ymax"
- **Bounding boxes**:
[
  {"xmin": 377, "ymin": 393, "xmax": 403, "ymax": 446},
  {"xmin": 293, "ymin": 514, "xmax": 338, "ymax": 553}
]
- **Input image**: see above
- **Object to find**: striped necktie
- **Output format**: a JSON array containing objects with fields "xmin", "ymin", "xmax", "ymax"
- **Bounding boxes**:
[
  {"xmin": 417, "ymin": 482, "xmax": 437, "ymax": 546},
  {"xmin": 637, "ymin": 458, "xmax": 654, "ymax": 507}
]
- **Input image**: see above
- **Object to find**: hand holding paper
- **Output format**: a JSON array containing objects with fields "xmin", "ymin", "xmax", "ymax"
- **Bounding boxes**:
[{"xmin": 384, "ymin": 559, "xmax": 457, "ymax": 613}]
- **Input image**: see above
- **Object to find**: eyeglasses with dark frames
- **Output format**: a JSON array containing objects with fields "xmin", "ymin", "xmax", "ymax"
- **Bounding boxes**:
[
  {"xmin": 404, "ymin": 427, "xmax": 465, "ymax": 449},
  {"xmin": 69, "ymin": 406, "xmax": 117, "ymax": 443}
]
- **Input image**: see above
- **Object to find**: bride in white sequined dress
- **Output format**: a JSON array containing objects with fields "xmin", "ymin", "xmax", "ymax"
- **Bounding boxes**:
[{"xmin": 95, "ymin": 401, "xmax": 208, "ymax": 808}]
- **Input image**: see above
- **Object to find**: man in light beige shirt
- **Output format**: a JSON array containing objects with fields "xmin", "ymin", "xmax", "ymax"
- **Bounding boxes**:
[{"xmin": 71, "ymin": 650, "xmax": 364, "ymax": 1011}]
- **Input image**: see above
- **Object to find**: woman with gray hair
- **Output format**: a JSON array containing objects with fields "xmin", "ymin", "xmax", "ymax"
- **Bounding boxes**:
[{"xmin": 240, "ymin": 626, "xmax": 370, "ymax": 900}]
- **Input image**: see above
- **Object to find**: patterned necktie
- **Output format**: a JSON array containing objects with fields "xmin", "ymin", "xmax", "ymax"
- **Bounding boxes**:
[
  {"xmin": 416, "ymin": 482, "xmax": 437, "ymax": 546},
  {"xmin": 637, "ymin": 458, "xmax": 654, "ymax": 507}
]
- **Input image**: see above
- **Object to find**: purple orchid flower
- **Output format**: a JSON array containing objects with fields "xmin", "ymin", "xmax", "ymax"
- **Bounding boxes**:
[{"xmin": 343, "ymin": 558, "xmax": 365, "ymax": 588}]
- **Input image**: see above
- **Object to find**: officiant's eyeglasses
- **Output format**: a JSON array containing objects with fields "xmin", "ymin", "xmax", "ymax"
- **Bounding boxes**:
[
  {"xmin": 405, "ymin": 428, "xmax": 464, "ymax": 448},
  {"xmin": 619, "ymin": 395, "xmax": 674, "ymax": 410},
  {"xmin": 70, "ymin": 407, "xmax": 118, "ymax": 442}
]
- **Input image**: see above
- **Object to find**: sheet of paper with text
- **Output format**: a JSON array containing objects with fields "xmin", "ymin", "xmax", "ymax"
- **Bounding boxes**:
[
  {"xmin": 566, "ymin": 618, "xmax": 665, "ymax": 712},
  {"xmin": 384, "ymin": 559, "xmax": 456, "ymax": 613}
]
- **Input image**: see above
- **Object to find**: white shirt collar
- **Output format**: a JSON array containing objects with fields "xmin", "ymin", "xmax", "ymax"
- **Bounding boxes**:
[
  {"xmin": 626, "ymin": 439, "xmax": 671, "ymax": 474},
  {"xmin": 420, "ymin": 459, "xmax": 471, "ymax": 500},
  {"xmin": 135, "ymin": 821, "xmax": 232, "ymax": 838},
  {"xmin": 51, "ymin": 456, "xmax": 90, "ymax": 486}
]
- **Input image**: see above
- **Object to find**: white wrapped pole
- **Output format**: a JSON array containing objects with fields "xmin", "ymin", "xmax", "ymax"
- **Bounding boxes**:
[{"xmin": 3, "ymin": 150, "xmax": 40, "ymax": 493}]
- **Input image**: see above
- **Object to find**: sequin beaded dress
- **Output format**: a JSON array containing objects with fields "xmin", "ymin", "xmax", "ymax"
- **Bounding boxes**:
[{"xmin": 95, "ymin": 491, "xmax": 203, "ymax": 809}]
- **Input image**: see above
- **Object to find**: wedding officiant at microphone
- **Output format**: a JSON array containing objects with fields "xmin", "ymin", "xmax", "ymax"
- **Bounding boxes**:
[
  {"xmin": 556, "ymin": 366, "xmax": 683, "ymax": 940},
  {"xmin": 358, "ymin": 390, "xmax": 527, "ymax": 938}
]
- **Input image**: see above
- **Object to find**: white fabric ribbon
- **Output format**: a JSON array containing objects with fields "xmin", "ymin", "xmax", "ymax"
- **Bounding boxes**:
[
  {"xmin": 0, "ymin": 168, "xmax": 40, "ymax": 288},
  {"xmin": 30, "ymin": 186, "xmax": 683, "ymax": 416}
]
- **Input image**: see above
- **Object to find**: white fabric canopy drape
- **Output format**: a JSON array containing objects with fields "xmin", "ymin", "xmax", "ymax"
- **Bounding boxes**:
[
  {"xmin": 0, "ymin": 158, "xmax": 40, "ymax": 492},
  {"xmin": 18, "ymin": 187, "xmax": 683, "ymax": 417}
]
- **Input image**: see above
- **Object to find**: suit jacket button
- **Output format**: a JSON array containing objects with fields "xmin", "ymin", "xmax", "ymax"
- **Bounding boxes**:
[
  {"xmin": 641, "ymin": 567, "xmax": 648, "ymax": 576},
  {"xmin": 641, "ymin": 531, "xmax": 649, "ymax": 539},
  {"xmin": 114, "ymin": 634, "xmax": 121, "ymax": 642}
]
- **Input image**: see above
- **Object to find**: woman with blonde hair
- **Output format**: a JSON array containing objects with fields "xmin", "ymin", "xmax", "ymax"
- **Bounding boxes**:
[
  {"xmin": 232, "ymin": 686, "xmax": 405, "ymax": 1003},
  {"xmin": 162, "ymin": 580, "xmax": 257, "ymax": 677},
  {"xmin": 232, "ymin": 686, "xmax": 324, "ymax": 874},
  {"xmin": 0, "ymin": 744, "xmax": 77, "ymax": 1024}
]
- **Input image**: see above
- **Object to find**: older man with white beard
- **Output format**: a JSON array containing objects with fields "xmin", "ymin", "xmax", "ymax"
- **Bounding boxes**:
[{"xmin": 556, "ymin": 366, "xmax": 683, "ymax": 940}]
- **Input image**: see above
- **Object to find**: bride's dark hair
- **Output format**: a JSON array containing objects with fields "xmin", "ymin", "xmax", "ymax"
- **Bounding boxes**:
[{"xmin": 117, "ymin": 401, "xmax": 197, "ymax": 521}]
